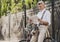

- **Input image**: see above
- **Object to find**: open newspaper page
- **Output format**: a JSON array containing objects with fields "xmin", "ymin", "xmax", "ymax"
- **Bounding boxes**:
[{"xmin": 30, "ymin": 15, "xmax": 39, "ymax": 24}]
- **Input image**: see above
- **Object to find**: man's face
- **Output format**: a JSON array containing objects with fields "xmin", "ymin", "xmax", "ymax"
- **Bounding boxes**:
[{"xmin": 38, "ymin": 3, "xmax": 45, "ymax": 10}]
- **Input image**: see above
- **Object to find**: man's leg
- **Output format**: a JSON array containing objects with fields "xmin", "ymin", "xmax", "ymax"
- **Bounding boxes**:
[
  {"xmin": 38, "ymin": 26, "xmax": 48, "ymax": 42},
  {"xmin": 30, "ymin": 29, "xmax": 38, "ymax": 42}
]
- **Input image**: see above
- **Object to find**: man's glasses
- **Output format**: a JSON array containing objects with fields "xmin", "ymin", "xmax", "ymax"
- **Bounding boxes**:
[{"xmin": 38, "ymin": 3, "xmax": 42, "ymax": 5}]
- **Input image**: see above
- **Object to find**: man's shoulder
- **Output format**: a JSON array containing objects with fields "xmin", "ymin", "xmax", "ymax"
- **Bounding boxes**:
[
  {"xmin": 45, "ymin": 10, "xmax": 51, "ymax": 15},
  {"xmin": 45, "ymin": 10, "xmax": 50, "ymax": 13}
]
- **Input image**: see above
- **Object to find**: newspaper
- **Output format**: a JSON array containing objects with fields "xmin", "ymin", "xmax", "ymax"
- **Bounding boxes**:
[{"xmin": 30, "ymin": 15, "xmax": 39, "ymax": 24}]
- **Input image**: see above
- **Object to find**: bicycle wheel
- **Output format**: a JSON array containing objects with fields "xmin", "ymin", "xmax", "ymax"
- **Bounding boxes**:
[
  {"xmin": 19, "ymin": 40, "xmax": 27, "ymax": 42},
  {"xmin": 19, "ymin": 39, "xmax": 30, "ymax": 42},
  {"xmin": 43, "ymin": 37, "xmax": 54, "ymax": 42}
]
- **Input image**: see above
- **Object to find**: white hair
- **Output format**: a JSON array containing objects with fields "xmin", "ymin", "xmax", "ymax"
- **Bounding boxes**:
[
  {"xmin": 38, "ymin": 1, "xmax": 45, "ymax": 4},
  {"xmin": 37, "ymin": 1, "xmax": 46, "ymax": 7}
]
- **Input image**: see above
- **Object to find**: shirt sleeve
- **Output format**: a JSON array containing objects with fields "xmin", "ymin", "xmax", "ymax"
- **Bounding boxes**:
[{"xmin": 44, "ymin": 10, "xmax": 51, "ymax": 25}]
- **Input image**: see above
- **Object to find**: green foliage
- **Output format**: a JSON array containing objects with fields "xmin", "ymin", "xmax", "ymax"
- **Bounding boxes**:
[
  {"xmin": 0, "ymin": 0, "xmax": 50, "ymax": 17},
  {"xmin": 25, "ymin": 0, "xmax": 32, "ymax": 9},
  {"xmin": 0, "ymin": 0, "xmax": 1, "ymax": 18},
  {"xmin": 11, "ymin": 0, "xmax": 23, "ymax": 14},
  {"xmin": 25, "ymin": 0, "xmax": 37, "ymax": 9},
  {"xmin": 1, "ymin": 0, "xmax": 7, "ymax": 16}
]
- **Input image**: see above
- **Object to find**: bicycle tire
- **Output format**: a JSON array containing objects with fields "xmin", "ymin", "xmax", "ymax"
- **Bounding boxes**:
[
  {"xmin": 19, "ymin": 40, "xmax": 27, "ymax": 42},
  {"xmin": 43, "ymin": 37, "xmax": 54, "ymax": 42},
  {"xmin": 19, "ymin": 39, "xmax": 30, "ymax": 42}
]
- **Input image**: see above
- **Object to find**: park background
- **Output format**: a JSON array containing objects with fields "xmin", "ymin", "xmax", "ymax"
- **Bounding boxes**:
[{"xmin": 0, "ymin": 0, "xmax": 60, "ymax": 42}]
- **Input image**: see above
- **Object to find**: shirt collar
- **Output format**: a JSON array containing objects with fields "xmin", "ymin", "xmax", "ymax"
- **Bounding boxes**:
[{"xmin": 39, "ymin": 8, "xmax": 46, "ymax": 13}]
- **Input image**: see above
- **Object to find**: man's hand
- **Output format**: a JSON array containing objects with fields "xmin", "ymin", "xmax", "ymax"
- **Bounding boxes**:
[
  {"xmin": 38, "ymin": 19, "xmax": 41, "ymax": 22},
  {"xmin": 28, "ymin": 19, "xmax": 33, "ymax": 24},
  {"xmin": 30, "ymin": 19, "xmax": 32, "ymax": 22}
]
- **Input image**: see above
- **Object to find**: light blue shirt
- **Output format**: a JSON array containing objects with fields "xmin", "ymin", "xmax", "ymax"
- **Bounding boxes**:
[{"xmin": 37, "ymin": 8, "xmax": 51, "ymax": 25}]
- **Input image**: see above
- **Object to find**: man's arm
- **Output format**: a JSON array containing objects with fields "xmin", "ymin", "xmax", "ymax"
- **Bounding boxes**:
[
  {"xmin": 38, "ymin": 19, "xmax": 49, "ymax": 26},
  {"xmin": 38, "ymin": 10, "xmax": 51, "ymax": 26}
]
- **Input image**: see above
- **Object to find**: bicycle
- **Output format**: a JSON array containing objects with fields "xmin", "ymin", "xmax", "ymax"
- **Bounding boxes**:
[
  {"xmin": 43, "ymin": 29, "xmax": 58, "ymax": 42},
  {"xmin": 19, "ymin": 24, "xmax": 39, "ymax": 42}
]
